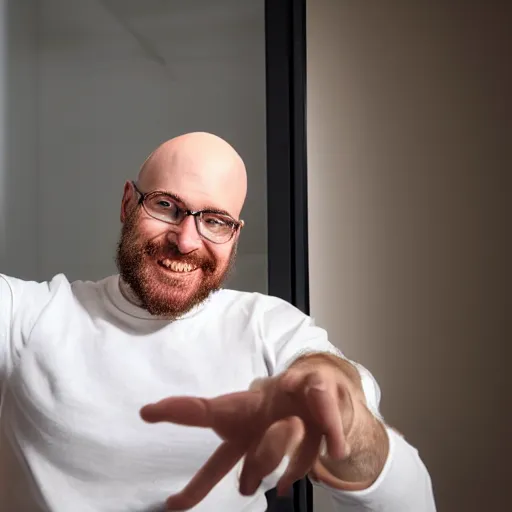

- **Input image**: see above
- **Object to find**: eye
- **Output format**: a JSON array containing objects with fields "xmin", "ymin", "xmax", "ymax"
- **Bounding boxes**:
[
  {"xmin": 145, "ymin": 194, "xmax": 182, "ymax": 221},
  {"xmin": 148, "ymin": 195, "xmax": 178, "ymax": 211},
  {"xmin": 205, "ymin": 217, "xmax": 227, "ymax": 226}
]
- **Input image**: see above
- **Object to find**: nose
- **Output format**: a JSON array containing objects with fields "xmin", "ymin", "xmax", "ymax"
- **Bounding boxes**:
[{"xmin": 168, "ymin": 216, "xmax": 202, "ymax": 254}]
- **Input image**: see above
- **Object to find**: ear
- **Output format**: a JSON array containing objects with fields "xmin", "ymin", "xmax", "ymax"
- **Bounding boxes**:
[
  {"xmin": 120, "ymin": 181, "xmax": 135, "ymax": 223},
  {"xmin": 233, "ymin": 221, "xmax": 244, "ymax": 243}
]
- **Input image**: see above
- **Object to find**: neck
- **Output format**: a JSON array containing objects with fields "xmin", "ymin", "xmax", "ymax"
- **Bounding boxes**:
[{"xmin": 118, "ymin": 278, "xmax": 143, "ymax": 307}]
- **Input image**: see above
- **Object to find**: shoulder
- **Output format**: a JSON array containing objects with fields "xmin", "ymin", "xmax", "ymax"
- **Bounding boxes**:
[
  {"xmin": 0, "ymin": 273, "xmax": 109, "ymax": 324},
  {"xmin": 0, "ymin": 274, "xmax": 74, "ymax": 372},
  {"xmin": 212, "ymin": 289, "xmax": 307, "ymax": 321},
  {"xmin": 212, "ymin": 289, "xmax": 314, "ymax": 344},
  {"xmin": 0, "ymin": 273, "xmax": 70, "ymax": 313},
  {"xmin": 70, "ymin": 275, "xmax": 112, "ymax": 301},
  {"xmin": 214, "ymin": 288, "xmax": 306, "ymax": 318}
]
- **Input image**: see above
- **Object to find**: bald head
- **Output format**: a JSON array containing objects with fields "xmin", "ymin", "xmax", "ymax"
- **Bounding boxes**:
[{"xmin": 137, "ymin": 132, "xmax": 247, "ymax": 218}]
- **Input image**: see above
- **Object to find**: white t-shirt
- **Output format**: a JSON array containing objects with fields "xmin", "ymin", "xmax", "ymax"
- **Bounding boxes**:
[{"xmin": 0, "ymin": 274, "xmax": 435, "ymax": 512}]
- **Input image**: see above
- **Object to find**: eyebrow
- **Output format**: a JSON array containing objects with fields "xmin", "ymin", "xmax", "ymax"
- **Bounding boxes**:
[{"xmin": 158, "ymin": 189, "xmax": 235, "ymax": 219}]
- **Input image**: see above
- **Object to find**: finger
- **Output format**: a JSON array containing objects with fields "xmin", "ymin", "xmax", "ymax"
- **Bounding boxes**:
[
  {"xmin": 304, "ymin": 373, "xmax": 349, "ymax": 460},
  {"xmin": 141, "ymin": 391, "xmax": 266, "ymax": 436},
  {"xmin": 239, "ymin": 416, "xmax": 305, "ymax": 496},
  {"xmin": 276, "ymin": 429, "xmax": 322, "ymax": 496},
  {"xmin": 140, "ymin": 397, "xmax": 211, "ymax": 427},
  {"xmin": 248, "ymin": 377, "xmax": 271, "ymax": 391},
  {"xmin": 165, "ymin": 441, "xmax": 244, "ymax": 510}
]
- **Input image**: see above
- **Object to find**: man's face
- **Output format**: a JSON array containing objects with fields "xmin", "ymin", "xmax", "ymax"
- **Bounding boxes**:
[{"xmin": 116, "ymin": 194, "xmax": 238, "ymax": 318}]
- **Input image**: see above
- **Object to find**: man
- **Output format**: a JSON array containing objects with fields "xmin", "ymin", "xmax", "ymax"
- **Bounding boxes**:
[{"xmin": 0, "ymin": 132, "xmax": 435, "ymax": 511}]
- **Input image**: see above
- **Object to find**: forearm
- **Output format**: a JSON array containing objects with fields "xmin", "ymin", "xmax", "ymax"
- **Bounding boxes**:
[
  {"xmin": 313, "ymin": 405, "xmax": 389, "ymax": 489},
  {"xmin": 292, "ymin": 352, "xmax": 436, "ymax": 510},
  {"xmin": 290, "ymin": 352, "xmax": 389, "ymax": 487},
  {"xmin": 314, "ymin": 428, "xmax": 437, "ymax": 512}
]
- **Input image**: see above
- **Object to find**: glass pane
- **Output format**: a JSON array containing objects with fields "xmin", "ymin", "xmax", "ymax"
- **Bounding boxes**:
[{"xmin": 1, "ymin": 0, "xmax": 267, "ymax": 294}]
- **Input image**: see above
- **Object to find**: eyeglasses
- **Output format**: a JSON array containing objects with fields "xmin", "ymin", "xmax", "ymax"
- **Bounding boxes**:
[{"xmin": 132, "ymin": 182, "xmax": 243, "ymax": 244}]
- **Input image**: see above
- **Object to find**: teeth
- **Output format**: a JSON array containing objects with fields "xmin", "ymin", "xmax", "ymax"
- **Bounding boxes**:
[{"xmin": 161, "ymin": 259, "xmax": 196, "ymax": 273}]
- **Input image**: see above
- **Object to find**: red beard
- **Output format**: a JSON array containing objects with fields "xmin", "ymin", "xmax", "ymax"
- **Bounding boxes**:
[{"xmin": 115, "ymin": 212, "xmax": 236, "ymax": 317}]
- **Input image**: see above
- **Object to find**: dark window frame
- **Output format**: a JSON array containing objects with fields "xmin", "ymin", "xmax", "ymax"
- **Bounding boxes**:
[{"xmin": 266, "ymin": 1, "xmax": 312, "ymax": 511}]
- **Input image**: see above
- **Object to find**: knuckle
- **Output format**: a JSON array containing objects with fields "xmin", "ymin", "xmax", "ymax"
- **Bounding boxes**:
[
  {"xmin": 248, "ymin": 377, "xmax": 268, "ymax": 391},
  {"xmin": 304, "ymin": 371, "xmax": 329, "ymax": 392},
  {"xmin": 286, "ymin": 416, "xmax": 305, "ymax": 436},
  {"xmin": 279, "ymin": 369, "xmax": 302, "ymax": 391}
]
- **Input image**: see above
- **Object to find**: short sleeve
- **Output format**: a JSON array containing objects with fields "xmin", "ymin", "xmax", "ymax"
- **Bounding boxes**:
[{"xmin": 259, "ymin": 296, "xmax": 383, "ymax": 418}]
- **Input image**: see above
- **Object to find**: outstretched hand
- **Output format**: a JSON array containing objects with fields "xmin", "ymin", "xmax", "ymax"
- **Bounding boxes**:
[{"xmin": 140, "ymin": 356, "xmax": 363, "ymax": 511}]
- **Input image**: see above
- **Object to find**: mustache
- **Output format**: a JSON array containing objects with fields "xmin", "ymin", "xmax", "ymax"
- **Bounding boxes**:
[{"xmin": 143, "ymin": 240, "xmax": 216, "ymax": 272}]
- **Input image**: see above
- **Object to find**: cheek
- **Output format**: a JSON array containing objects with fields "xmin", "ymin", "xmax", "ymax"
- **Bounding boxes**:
[
  {"xmin": 210, "ymin": 246, "xmax": 233, "ymax": 269},
  {"xmin": 136, "ymin": 218, "xmax": 170, "ymax": 242}
]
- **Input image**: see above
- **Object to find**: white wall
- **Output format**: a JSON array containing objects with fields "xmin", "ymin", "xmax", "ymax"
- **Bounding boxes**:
[
  {"xmin": 3, "ymin": 0, "xmax": 268, "ymax": 293},
  {"xmin": 307, "ymin": 2, "xmax": 509, "ymax": 511}
]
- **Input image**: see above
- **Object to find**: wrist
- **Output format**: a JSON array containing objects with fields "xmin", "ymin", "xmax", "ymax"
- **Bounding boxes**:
[{"xmin": 312, "ymin": 410, "xmax": 389, "ymax": 490}]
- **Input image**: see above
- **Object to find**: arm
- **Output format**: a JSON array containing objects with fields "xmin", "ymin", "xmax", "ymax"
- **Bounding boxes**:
[
  {"xmin": 292, "ymin": 353, "xmax": 436, "ymax": 512},
  {"xmin": 0, "ymin": 274, "xmax": 54, "ymax": 388},
  {"xmin": 317, "ymin": 428, "xmax": 437, "ymax": 512},
  {"xmin": 141, "ymin": 350, "xmax": 436, "ymax": 512},
  {"xmin": 140, "ymin": 296, "xmax": 436, "ymax": 511},
  {"xmin": 290, "ymin": 353, "xmax": 389, "ymax": 488},
  {"xmin": 258, "ymin": 300, "xmax": 436, "ymax": 511}
]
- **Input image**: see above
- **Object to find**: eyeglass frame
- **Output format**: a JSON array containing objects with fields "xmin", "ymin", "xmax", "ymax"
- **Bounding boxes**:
[{"xmin": 131, "ymin": 181, "xmax": 244, "ymax": 244}]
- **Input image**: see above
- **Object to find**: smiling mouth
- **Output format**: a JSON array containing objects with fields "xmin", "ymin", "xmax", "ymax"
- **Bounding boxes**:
[{"xmin": 158, "ymin": 258, "xmax": 199, "ymax": 273}]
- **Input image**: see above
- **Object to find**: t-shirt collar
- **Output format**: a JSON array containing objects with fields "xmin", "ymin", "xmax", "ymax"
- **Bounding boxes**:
[{"xmin": 106, "ymin": 275, "xmax": 212, "ymax": 321}]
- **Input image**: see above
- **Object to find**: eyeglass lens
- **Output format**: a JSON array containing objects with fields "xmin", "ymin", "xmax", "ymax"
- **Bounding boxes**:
[{"xmin": 143, "ymin": 193, "xmax": 236, "ymax": 242}]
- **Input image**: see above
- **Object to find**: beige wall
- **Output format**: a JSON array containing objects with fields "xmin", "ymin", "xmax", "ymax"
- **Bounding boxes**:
[{"xmin": 307, "ymin": 2, "xmax": 509, "ymax": 511}]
